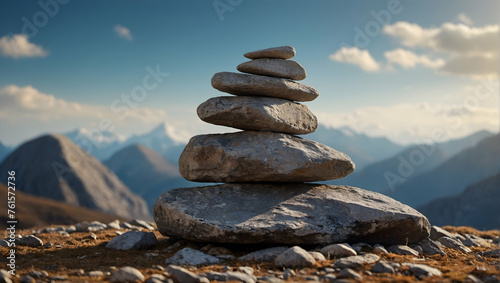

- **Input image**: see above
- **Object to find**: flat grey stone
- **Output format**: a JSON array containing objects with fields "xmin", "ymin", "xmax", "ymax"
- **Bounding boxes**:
[
  {"xmin": 110, "ymin": 267, "xmax": 145, "ymax": 283},
  {"xmin": 18, "ymin": 235, "xmax": 43, "ymax": 247},
  {"xmin": 333, "ymin": 254, "xmax": 380, "ymax": 269},
  {"xmin": 197, "ymin": 96, "xmax": 317, "ymax": 134},
  {"xmin": 107, "ymin": 220, "xmax": 121, "ymax": 230},
  {"xmin": 165, "ymin": 248, "xmax": 221, "ymax": 266},
  {"xmin": 146, "ymin": 274, "xmax": 167, "ymax": 283},
  {"xmin": 308, "ymin": 251, "xmax": 326, "ymax": 261},
  {"xmin": 237, "ymin": 58, "xmax": 306, "ymax": 80},
  {"xmin": 420, "ymin": 239, "xmax": 446, "ymax": 255},
  {"xmin": 167, "ymin": 265, "xmax": 209, "ymax": 283},
  {"xmin": 106, "ymin": 231, "xmax": 158, "ymax": 250},
  {"xmin": 0, "ymin": 240, "xmax": 8, "ymax": 247},
  {"xmin": 154, "ymin": 183, "xmax": 430, "ymax": 245},
  {"xmin": 244, "ymin": 46, "xmax": 295, "ymax": 60},
  {"xmin": 387, "ymin": 245, "xmax": 419, "ymax": 256},
  {"xmin": 211, "ymin": 72, "xmax": 319, "ymax": 102},
  {"xmin": 351, "ymin": 243, "xmax": 372, "ymax": 253},
  {"xmin": 21, "ymin": 275, "xmax": 35, "ymax": 283},
  {"xmin": 479, "ymin": 249, "xmax": 500, "ymax": 258},
  {"xmin": 257, "ymin": 276, "xmax": 284, "ymax": 283},
  {"xmin": 373, "ymin": 244, "xmax": 388, "ymax": 254},
  {"xmin": 239, "ymin": 247, "xmax": 289, "ymax": 262},
  {"xmin": 274, "ymin": 246, "xmax": 316, "ymax": 268},
  {"xmin": 320, "ymin": 243, "xmax": 357, "ymax": 259},
  {"xmin": 202, "ymin": 271, "xmax": 255, "ymax": 283},
  {"xmin": 337, "ymin": 268, "xmax": 362, "ymax": 280},
  {"xmin": 179, "ymin": 132, "xmax": 354, "ymax": 183},
  {"xmin": 403, "ymin": 263, "xmax": 442, "ymax": 278},
  {"xmin": 86, "ymin": 221, "xmax": 107, "ymax": 232},
  {"xmin": 371, "ymin": 261, "xmax": 395, "ymax": 274},
  {"xmin": 437, "ymin": 236, "xmax": 471, "ymax": 253},
  {"xmin": 87, "ymin": 271, "xmax": 104, "ymax": 277},
  {"xmin": 131, "ymin": 219, "xmax": 155, "ymax": 230},
  {"xmin": 430, "ymin": 226, "xmax": 454, "ymax": 241}
]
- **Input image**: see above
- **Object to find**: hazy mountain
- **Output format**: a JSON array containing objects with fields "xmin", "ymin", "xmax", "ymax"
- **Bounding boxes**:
[
  {"xmin": 0, "ymin": 141, "xmax": 11, "ymax": 163},
  {"xmin": 387, "ymin": 133, "xmax": 500, "ymax": 207},
  {"xmin": 342, "ymin": 130, "xmax": 494, "ymax": 193},
  {"xmin": 0, "ymin": 134, "xmax": 151, "ymax": 220},
  {"xmin": 418, "ymin": 171, "xmax": 500, "ymax": 230},
  {"xmin": 105, "ymin": 144, "xmax": 195, "ymax": 209},
  {"xmin": 64, "ymin": 128, "xmax": 126, "ymax": 160},
  {"xmin": 124, "ymin": 123, "xmax": 182, "ymax": 158},
  {"xmin": 308, "ymin": 125, "xmax": 404, "ymax": 170},
  {"xmin": 0, "ymin": 183, "xmax": 127, "ymax": 230}
]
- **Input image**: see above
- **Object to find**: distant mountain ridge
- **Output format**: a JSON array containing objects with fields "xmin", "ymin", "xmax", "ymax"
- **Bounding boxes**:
[
  {"xmin": 105, "ymin": 144, "xmax": 196, "ymax": 210},
  {"xmin": 418, "ymin": 171, "xmax": 500, "ymax": 230},
  {"xmin": 64, "ymin": 128, "xmax": 126, "ymax": 160},
  {"xmin": 0, "ymin": 134, "xmax": 151, "ymax": 220},
  {"xmin": 388, "ymin": 133, "xmax": 500, "ymax": 207},
  {"xmin": 0, "ymin": 141, "xmax": 11, "ymax": 163}
]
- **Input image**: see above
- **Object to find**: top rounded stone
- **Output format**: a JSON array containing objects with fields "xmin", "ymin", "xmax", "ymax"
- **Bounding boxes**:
[{"xmin": 244, "ymin": 46, "xmax": 296, "ymax": 60}]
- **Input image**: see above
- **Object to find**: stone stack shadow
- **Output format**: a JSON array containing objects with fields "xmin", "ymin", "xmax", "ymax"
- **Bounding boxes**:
[{"xmin": 153, "ymin": 46, "xmax": 431, "ymax": 245}]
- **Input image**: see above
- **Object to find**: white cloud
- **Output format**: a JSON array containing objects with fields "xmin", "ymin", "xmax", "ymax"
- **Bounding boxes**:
[
  {"xmin": 317, "ymin": 103, "xmax": 499, "ymax": 145},
  {"xmin": 457, "ymin": 13, "xmax": 473, "ymax": 25},
  {"xmin": 114, "ymin": 25, "xmax": 133, "ymax": 41},
  {"xmin": 384, "ymin": 48, "xmax": 445, "ymax": 69},
  {"xmin": 0, "ymin": 85, "xmax": 190, "ymax": 145},
  {"xmin": 329, "ymin": 47, "xmax": 381, "ymax": 72},
  {"xmin": 383, "ymin": 21, "xmax": 499, "ymax": 78},
  {"xmin": 0, "ymin": 34, "xmax": 48, "ymax": 59}
]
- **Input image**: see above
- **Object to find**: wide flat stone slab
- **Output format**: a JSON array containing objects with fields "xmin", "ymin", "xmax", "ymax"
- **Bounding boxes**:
[
  {"xmin": 211, "ymin": 72, "xmax": 319, "ymax": 102},
  {"xmin": 178, "ymin": 131, "xmax": 354, "ymax": 182},
  {"xmin": 197, "ymin": 96, "xmax": 318, "ymax": 134},
  {"xmin": 244, "ymin": 46, "xmax": 295, "ymax": 59},
  {"xmin": 237, "ymin": 59, "xmax": 306, "ymax": 81},
  {"xmin": 153, "ymin": 183, "xmax": 431, "ymax": 245}
]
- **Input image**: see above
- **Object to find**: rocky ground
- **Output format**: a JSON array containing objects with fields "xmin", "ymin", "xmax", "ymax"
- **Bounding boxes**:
[{"xmin": 1, "ymin": 221, "xmax": 499, "ymax": 283}]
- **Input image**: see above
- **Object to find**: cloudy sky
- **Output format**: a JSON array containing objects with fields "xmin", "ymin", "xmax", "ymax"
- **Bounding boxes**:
[{"xmin": 0, "ymin": 0, "xmax": 498, "ymax": 146}]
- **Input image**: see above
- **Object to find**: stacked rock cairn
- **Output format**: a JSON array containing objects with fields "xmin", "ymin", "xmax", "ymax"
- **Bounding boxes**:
[{"xmin": 153, "ymin": 46, "xmax": 431, "ymax": 246}]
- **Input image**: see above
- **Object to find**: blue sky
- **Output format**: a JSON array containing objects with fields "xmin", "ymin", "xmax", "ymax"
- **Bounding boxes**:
[{"xmin": 0, "ymin": 0, "xmax": 499, "ymax": 145}]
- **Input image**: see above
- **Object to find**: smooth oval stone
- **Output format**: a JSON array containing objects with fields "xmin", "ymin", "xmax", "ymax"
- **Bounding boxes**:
[
  {"xmin": 211, "ymin": 72, "xmax": 319, "ymax": 101},
  {"xmin": 244, "ymin": 46, "xmax": 296, "ymax": 59},
  {"xmin": 197, "ymin": 96, "xmax": 318, "ymax": 134},
  {"xmin": 178, "ymin": 131, "xmax": 354, "ymax": 182},
  {"xmin": 237, "ymin": 59, "xmax": 307, "ymax": 80},
  {"xmin": 153, "ymin": 183, "xmax": 431, "ymax": 245}
]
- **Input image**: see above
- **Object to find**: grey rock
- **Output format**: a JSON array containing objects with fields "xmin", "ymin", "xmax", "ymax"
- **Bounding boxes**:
[
  {"xmin": 387, "ymin": 245, "xmax": 419, "ymax": 256},
  {"xmin": 465, "ymin": 275, "xmax": 483, "ymax": 283},
  {"xmin": 371, "ymin": 261, "xmax": 395, "ymax": 274},
  {"xmin": 430, "ymin": 226, "xmax": 454, "ymax": 241},
  {"xmin": 274, "ymin": 246, "xmax": 316, "ymax": 268},
  {"xmin": 165, "ymin": 248, "xmax": 221, "ymax": 266},
  {"xmin": 197, "ymin": 96, "xmax": 317, "ymax": 134},
  {"xmin": 202, "ymin": 271, "xmax": 255, "ymax": 283},
  {"xmin": 107, "ymin": 220, "xmax": 122, "ymax": 230},
  {"xmin": 179, "ymin": 132, "xmax": 353, "ymax": 183},
  {"xmin": 88, "ymin": 233, "xmax": 97, "ymax": 240},
  {"xmin": 437, "ymin": 236, "xmax": 471, "ymax": 253},
  {"xmin": 106, "ymin": 231, "xmax": 158, "ymax": 250},
  {"xmin": 403, "ymin": 263, "xmax": 442, "ymax": 278},
  {"xmin": 484, "ymin": 275, "xmax": 500, "ymax": 283},
  {"xmin": 464, "ymin": 234, "xmax": 491, "ymax": 247},
  {"xmin": 420, "ymin": 239, "xmax": 446, "ymax": 255},
  {"xmin": 320, "ymin": 274, "xmax": 336, "ymax": 282},
  {"xmin": 166, "ymin": 265, "xmax": 209, "ymax": 283},
  {"xmin": 333, "ymin": 253, "xmax": 380, "ymax": 269},
  {"xmin": 238, "ymin": 266, "xmax": 254, "ymax": 276},
  {"xmin": 66, "ymin": 226, "xmax": 76, "ymax": 233},
  {"xmin": 50, "ymin": 275, "xmax": 68, "ymax": 281},
  {"xmin": 337, "ymin": 268, "xmax": 362, "ymax": 279},
  {"xmin": 88, "ymin": 271, "xmax": 104, "ymax": 277},
  {"xmin": 0, "ymin": 269, "xmax": 12, "ymax": 283},
  {"xmin": 373, "ymin": 244, "xmax": 388, "ymax": 254},
  {"xmin": 131, "ymin": 219, "xmax": 155, "ymax": 230},
  {"xmin": 320, "ymin": 243, "xmax": 357, "ymax": 259},
  {"xmin": 87, "ymin": 221, "xmax": 107, "ymax": 232},
  {"xmin": 211, "ymin": 72, "xmax": 319, "ymax": 102},
  {"xmin": 239, "ymin": 247, "xmax": 289, "ymax": 262},
  {"xmin": 28, "ymin": 270, "xmax": 48, "ymax": 279},
  {"xmin": 237, "ymin": 58, "xmax": 306, "ymax": 80},
  {"xmin": 110, "ymin": 266, "xmax": 145, "ymax": 282},
  {"xmin": 244, "ymin": 46, "xmax": 296, "ymax": 60},
  {"xmin": 283, "ymin": 268, "xmax": 295, "ymax": 280},
  {"xmin": 154, "ymin": 183, "xmax": 430, "ymax": 245},
  {"xmin": 351, "ymin": 243, "xmax": 372, "ymax": 253},
  {"xmin": 308, "ymin": 251, "xmax": 326, "ymax": 262},
  {"xmin": 146, "ymin": 274, "xmax": 167, "ymax": 283},
  {"xmin": 76, "ymin": 221, "xmax": 90, "ymax": 232},
  {"xmin": 0, "ymin": 240, "xmax": 8, "ymax": 247},
  {"xmin": 479, "ymin": 249, "xmax": 500, "ymax": 258},
  {"xmin": 18, "ymin": 235, "xmax": 43, "ymax": 247},
  {"xmin": 256, "ymin": 276, "xmax": 284, "ymax": 283},
  {"xmin": 0, "ymin": 134, "xmax": 151, "ymax": 220},
  {"xmin": 410, "ymin": 244, "xmax": 423, "ymax": 254}
]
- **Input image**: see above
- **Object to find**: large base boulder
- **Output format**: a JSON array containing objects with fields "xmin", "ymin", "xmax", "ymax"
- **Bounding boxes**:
[{"xmin": 153, "ymin": 183, "xmax": 430, "ymax": 245}]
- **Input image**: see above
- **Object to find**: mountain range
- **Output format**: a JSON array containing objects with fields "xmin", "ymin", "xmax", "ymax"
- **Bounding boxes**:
[
  {"xmin": 0, "ymin": 141, "xmax": 11, "ymax": 163},
  {"xmin": 104, "ymin": 144, "xmax": 196, "ymax": 210},
  {"xmin": 0, "ymin": 134, "xmax": 151, "ymax": 220},
  {"xmin": 418, "ymin": 171, "xmax": 500, "ymax": 230}
]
